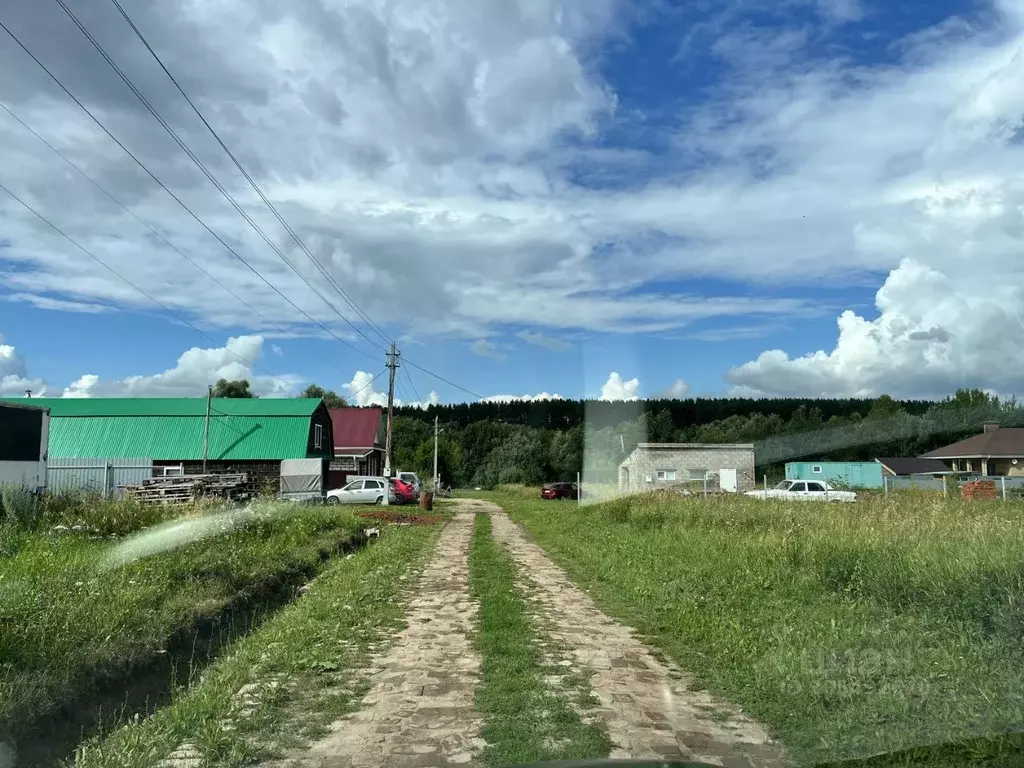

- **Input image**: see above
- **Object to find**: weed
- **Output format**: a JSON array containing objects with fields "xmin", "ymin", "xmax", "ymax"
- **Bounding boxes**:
[
  {"xmin": 469, "ymin": 510, "xmax": 610, "ymax": 766},
  {"xmin": 486, "ymin": 488, "xmax": 1024, "ymax": 766}
]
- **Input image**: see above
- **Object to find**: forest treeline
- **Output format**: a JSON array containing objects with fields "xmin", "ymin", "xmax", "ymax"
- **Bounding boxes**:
[{"xmin": 389, "ymin": 389, "xmax": 1022, "ymax": 488}]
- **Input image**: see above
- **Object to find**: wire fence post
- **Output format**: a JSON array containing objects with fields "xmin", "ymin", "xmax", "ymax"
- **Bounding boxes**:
[
  {"xmin": 1002, "ymin": 476, "xmax": 1007, "ymax": 502},
  {"xmin": 103, "ymin": 462, "xmax": 112, "ymax": 499},
  {"xmin": 577, "ymin": 471, "xmax": 581, "ymax": 508},
  {"xmin": 884, "ymin": 476, "xmax": 889, "ymax": 497}
]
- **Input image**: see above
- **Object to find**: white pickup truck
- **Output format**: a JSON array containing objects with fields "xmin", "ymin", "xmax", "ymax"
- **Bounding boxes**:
[{"xmin": 744, "ymin": 479, "xmax": 857, "ymax": 503}]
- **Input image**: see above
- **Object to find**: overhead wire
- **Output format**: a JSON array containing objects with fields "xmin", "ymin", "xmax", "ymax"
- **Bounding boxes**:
[
  {"xmin": 347, "ymin": 369, "xmax": 386, "ymax": 402},
  {"xmin": 0, "ymin": 98, "xmax": 357, "ymax": 384},
  {"xmin": 50, "ymin": 0, "xmax": 388, "ymax": 356},
  {"xmin": 0, "ymin": 16, "xmax": 380, "ymax": 364},
  {"xmin": 0, "ymin": 178, "xmax": 302, "ymax": 395},
  {"xmin": 105, "ymin": 0, "xmax": 394, "ymax": 349}
]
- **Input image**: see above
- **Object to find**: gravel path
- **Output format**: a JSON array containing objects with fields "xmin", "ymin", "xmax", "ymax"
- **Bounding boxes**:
[
  {"xmin": 280, "ymin": 510, "xmax": 483, "ymax": 768},
  {"xmin": 473, "ymin": 499, "xmax": 787, "ymax": 767}
]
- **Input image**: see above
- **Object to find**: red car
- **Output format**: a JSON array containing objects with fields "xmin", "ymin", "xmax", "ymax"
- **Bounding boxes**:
[
  {"xmin": 541, "ymin": 482, "xmax": 580, "ymax": 500},
  {"xmin": 389, "ymin": 477, "xmax": 417, "ymax": 504}
]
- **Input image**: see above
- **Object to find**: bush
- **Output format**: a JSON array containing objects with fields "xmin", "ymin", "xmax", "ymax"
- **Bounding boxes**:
[
  {"xmin": 39, "ymin": 490, "xmax": 175, "ymax": 536},
  {"xmin": 0, "ymin": 484, "xmax": 43, "ymax": 530}
]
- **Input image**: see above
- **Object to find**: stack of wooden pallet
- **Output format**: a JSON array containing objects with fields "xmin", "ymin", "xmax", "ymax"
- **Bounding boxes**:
[
  {"xmin": 122, "ymin": 473, "xmax": 252, "ymax": 504},
  {"xmin": 962, "ymin": 480, "xmax": 998, "ymax": 502}
]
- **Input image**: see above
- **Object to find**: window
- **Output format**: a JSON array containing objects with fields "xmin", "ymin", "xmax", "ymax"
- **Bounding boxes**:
[
  {"xmin": 314, "ymin": 423, "xmax": 323, "ymax": 449},
  {"xmin": 656, "ymin": 470, "xmax": 677, "ymax": 481},
  {"xmin": 791, "ymin": 482, "xmax": 807, "ymax": 492},
  {"xmin": 367, "ymin": 480, "xmax": 383, "ymax": 489},
  {"xmin": 811, "ymin": 465, "xmax": 823, "ymax": 473},
  {"xmin": 807, "ymin": 482, "xmax": 825, "ymax": 492},
  {"xmin": 153, "ymin": 464, "xmax": 183, "ymax": 477},
  {"xmin": 342, "ymin": 481, "xmax": 361, "ymax": 491}
]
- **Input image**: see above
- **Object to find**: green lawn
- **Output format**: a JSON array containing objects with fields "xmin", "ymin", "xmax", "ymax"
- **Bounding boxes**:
[
  {"xmin": 0, "ymin": 500, "xmax": 367, "ymax": 760},
  {"xmin": 469, "ymin": 510, "xmax": 611, "ymax": 766},
  {"xmin": 484, "ymin": 487, "xmax": 1024, "ymax": 766},
  {"xmin": 73, "ymin": 519, "xmax": 441, "ymax": 768}
]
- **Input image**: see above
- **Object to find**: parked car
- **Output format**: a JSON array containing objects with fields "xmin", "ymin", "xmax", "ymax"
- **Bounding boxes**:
[
  {"xmin": 744, "ymin": 480, "xmax": 857, "ymax": 503},
  {"xmin": 326, "ymin": 476, "xmax": 397, "ymax": 505},
  {"xmin": 541, "ymin": 482, "xmax": 581, "ymax": 500},
  {"xmin": 397, "ymin": 471, "xmax": 422, "ymax": 494},
  {"xmin": 389, "ymin": 477, "xmax": 417, "ymax": 504}
]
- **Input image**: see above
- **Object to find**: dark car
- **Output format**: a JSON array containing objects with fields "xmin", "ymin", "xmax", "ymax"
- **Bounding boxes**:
[{"xmin": 541, "ymin": 482, "xmax": 581, "ymax": 500}]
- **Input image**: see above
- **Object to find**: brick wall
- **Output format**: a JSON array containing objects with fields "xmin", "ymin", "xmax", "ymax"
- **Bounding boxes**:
[{"xmin": 619, "ymin": 446, "xmax": 756, "ymax": 492}]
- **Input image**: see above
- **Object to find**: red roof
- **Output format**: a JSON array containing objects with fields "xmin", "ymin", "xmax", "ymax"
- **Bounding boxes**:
[{"xmin": 329, "ymin": 407, "xmax": 382, "ymax": 452}]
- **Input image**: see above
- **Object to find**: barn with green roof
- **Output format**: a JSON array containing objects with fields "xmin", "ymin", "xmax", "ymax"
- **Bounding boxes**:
[{"xmin": 0, "ymin": 397, "xmax": 334, "ymax": 489}]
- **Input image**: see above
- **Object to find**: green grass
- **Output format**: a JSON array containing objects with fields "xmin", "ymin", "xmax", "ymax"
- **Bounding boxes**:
[
  {"xmin": 483, "ymin": 486, "xmax": 1024, "ymax": 766},
  {"xmin": 469, "ymin": 509, "xmax": 611, "ymax": 766},
  {"xmin": 73, "ymin": 520, "xmax": 441, "ymax": 768},
  {"xmin": 0, "ymin": 500, "xmax": 367, "ymax": 754}
]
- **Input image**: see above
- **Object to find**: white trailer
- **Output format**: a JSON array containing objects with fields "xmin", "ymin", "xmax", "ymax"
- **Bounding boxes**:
[{"xmin": 0, "ymin": 401, "xmax": 49, "ymax": 492}]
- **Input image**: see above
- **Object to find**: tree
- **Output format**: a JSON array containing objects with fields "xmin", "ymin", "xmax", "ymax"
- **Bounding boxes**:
[
  {"xmin": 212, "ymin": 379, "xmax": 255, "ymax": 398},
  {"xmin": 299, "ymin": 383, "xmax": 347, "ymax": 409}
]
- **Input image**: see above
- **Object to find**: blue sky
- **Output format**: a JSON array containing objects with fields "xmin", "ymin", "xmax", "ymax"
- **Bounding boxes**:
[{"xmin": 2, "ymin": 0, "xmax": 1024, "ymax": 403}]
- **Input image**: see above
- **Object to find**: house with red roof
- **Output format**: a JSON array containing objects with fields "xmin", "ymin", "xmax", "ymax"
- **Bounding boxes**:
[{"xmin": 327, "ymin": 407, "xmax": 385, "ymax": 489}]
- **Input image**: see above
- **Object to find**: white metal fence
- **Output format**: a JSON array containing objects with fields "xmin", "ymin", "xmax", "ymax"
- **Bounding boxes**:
[
  {"xmin": 883, "ymin": 474, "xmax": 1024, "ymax": 498},
  {"xmin": 47, "ymin": 457, "xmax": 153, "ymax": 498}
]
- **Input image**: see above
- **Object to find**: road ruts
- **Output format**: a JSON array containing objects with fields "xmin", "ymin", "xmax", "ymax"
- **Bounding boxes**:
[
  {"xmin": 281, "ymin": 510, "xmax": 483, "ymax": 768},
  {"xmin": 468, "ymin": 499, "xmax": 787, "ymax": 768}
]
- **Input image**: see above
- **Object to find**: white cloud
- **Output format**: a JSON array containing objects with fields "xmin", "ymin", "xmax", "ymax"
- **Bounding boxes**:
[
  {"xmin": 599, "ymin": 372, "xmax": 640, "ymax": 401},
  {"xmin": 481, "ymin": 392, "xmax": 565, "ymax": 403},
  {"xmin": 516, "ymin": 330, "xmax": 571, "ymax": 351},
  {"xmin": 662, "ymin": 379, "xmax": 690, "ymax": 399},
  {"xmin": 0, "ymin": 334, "xmax": 46, "ymax": 397},
  {"xmin": 270, "ymin": 344, "xmax": 284, "ymax": 357},
  {"xmin": 344, "ymin": 370, "xmax": 439, "ymax": 409},
  {"xmin": 60, "ymin": 335, "xmax": 299, "ymax": 398},
  {"xmin": 726, "ymin": 258, "xmax": 1024, "ymax": 399},
  {"xmin": 470, "ymin": 339, "xmax": 505, "ymax": 360}
]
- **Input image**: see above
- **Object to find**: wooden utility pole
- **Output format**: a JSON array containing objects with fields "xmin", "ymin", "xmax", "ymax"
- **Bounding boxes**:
[
  {"xmin": 433, "ymin": 414, "xmax": 439, "ymax": 490},
  {"xmin": 202, "ymin": 384, "xmax": 212, "ymax": 474},
  {"xmin": 382, "ymin": 342, "xmax": 400, "ymax": 506}
]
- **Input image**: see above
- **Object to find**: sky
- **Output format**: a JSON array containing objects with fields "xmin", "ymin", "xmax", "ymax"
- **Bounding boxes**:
[{"xmin": 2, "ymin": 0, "xmax": 1024, "ymax": 404}]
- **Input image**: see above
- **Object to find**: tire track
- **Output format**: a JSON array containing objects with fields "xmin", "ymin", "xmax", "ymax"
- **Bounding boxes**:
[
  {"xmin": 278, "ymin": 510, "xmax": 483, "ymax": 768},
  {"xmin": 469, "ymin": 499, "xmax": 786, "ymax": 767}
]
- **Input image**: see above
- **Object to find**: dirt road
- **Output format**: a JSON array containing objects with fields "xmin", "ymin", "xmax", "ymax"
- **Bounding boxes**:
[
  {"xmin": 279, "ymin": 509, "xmax": 483, "ymax": 768},
  {"xmin": 278, "ymin": 500, "xmax": 783, "ymax": 767}
]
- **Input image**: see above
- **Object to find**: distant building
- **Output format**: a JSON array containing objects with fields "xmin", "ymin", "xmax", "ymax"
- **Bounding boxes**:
[
  {"xmin": 327, "ymin": 407, "xmax": 385, "ymax": 489},
  {"xmin": 0, "ymin": 397, "xmax": 333, "ymax": 490},
  {"xmin": 920, "ymin": 422, "xmax": 1024, "ymax": 476},
  {"xmin": 786, "ymin": 461, "xmax": 884, "ymax": 489},
  {"xmin": 875, "ymin": 457, "xmax": 952, "ymax": 478},
  {"xmin": 618, "ymin": 443, "xmax": 755, "ymax": 493}
]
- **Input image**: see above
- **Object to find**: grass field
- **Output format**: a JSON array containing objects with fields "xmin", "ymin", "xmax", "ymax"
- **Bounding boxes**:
[
  {"xmin": 0, "ymin": 498, "xmax": 368, "ymax": 761},
  {"xmin": 469, "ymin": 511, "xmax": 610, "ymax": 766},
  {"xmin": 73, "ymin": 519, "xmax": 442, "ymax": 768},
  {"xmin": 484, "ymin": 486, "xmax": 1024, "ymax": 766}
]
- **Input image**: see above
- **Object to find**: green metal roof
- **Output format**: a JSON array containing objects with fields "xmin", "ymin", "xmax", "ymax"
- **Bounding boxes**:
[
  {"xmin": 0, "ymin": 398, "xmax": 328, "ymax": 461},
  {"xmin": 1, "ymin": 398, "xmax": 321, "ymax": 417}
]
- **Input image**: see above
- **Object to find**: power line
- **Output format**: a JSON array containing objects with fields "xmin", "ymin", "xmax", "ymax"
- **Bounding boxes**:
[
  {"xmin": 105, "ymin": 0, "xmax": 394, "ymax": 349},
  {"xmin": 50, "ymin": 0, "xmax": 388, "ymax": 355},
  {"xmin": 0, "ymin": 99, "xmax": 331, "ymax": 369},
  {"xmin": 404, "ymin": 359, "xmax": 484, "ymax": 401},
  {"xmin": 347, "ymin": 369, "xmax": 386, "ymax": 402},
  {"xmin": 402, "ymin": 365, "xmax": 423, "ymax": 404},
  {"xmin": 0, "ymin": 16, "xmax": 378, "ymax": 363},
  {"xmin": 0, "ymin": 178, "xmax": 301, "ymax": 395}
]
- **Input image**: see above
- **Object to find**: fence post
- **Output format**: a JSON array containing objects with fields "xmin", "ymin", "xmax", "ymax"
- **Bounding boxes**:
[
  {"xmin": 1002, "ymin": 476, "xmax": 1007, "ymax": 502},
  {"xmin": 942, "ymin": 476, "xmax": 948, "ymax": 499},
  {"xmin": 577, "ymin": 471, "xmax": 581, "ymax": 508},
  {"xmin": 884, "ymin": 476, "xmax": 889, "ymax": 496},
  {"xmin": 763, "ymin": 474, "xmax": 768, "ymax": 493},
  {"xmin": 103, "ymin": 462, "xmax": 112, "ymax": 499}
]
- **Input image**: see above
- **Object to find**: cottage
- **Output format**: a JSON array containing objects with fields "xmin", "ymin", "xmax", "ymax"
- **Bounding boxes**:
[
  {"xmin": 920, "ymin": 422, "xmax": 1024, "ymax": 476},
  {"xmin": 0, "ymin": 397, "xmax": 334, "ymax": 490},
  {"xmin": 618, "ymin": 442, "xmax": 755, "ymax": 493},
  {"xmin": 327, "ymin": 407, "xmax": 385, "ymax": 489}
]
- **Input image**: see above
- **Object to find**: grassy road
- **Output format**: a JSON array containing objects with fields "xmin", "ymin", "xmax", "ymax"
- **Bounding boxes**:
[
  {"xmin": 485, "ymin": 487, "xmax": 1024, "ymax": 766},
  {"xmin": 73, "ymin": 516, "xmax": 442, "ymax": 768}
]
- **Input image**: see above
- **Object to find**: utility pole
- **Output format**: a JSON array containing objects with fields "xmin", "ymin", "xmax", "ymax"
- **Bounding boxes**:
[
  {"xmin": 382, "ymin": 342, "xmax": 400, "ymax": 506},
  {"xmin": 202, "ymin": 384, "xmax": 212, "ymax": 474},
  {"xmin": 433, "ymin": 414, "xmax": 439, "ymax": 490}
]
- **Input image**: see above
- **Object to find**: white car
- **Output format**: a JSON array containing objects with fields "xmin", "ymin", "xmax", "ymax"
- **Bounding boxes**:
[
  {"xmin": 744, "ymin": 480, "xmax": 857, "ymax": 503},
  {"xmin": 326, "ymin": 477, "xmax": 397, "ymax": 505}
]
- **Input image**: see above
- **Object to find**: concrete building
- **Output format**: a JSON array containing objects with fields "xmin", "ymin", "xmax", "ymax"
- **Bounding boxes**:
[{"xmin": 618, "ymin": 443, "xmax": 756, "ymax": 493}]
